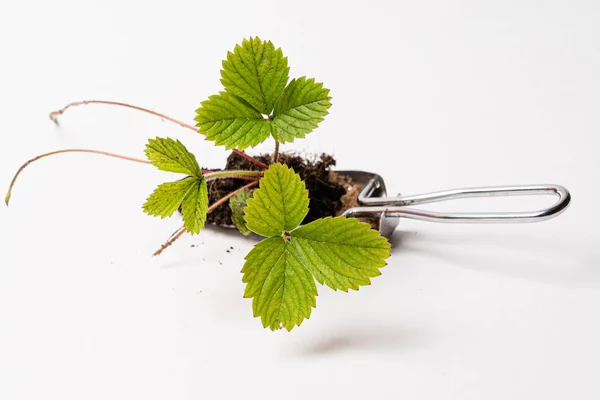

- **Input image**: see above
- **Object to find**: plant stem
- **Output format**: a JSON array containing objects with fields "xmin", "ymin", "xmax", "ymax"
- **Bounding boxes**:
[
  {"xmin": 49, "ymin": 100, "xmax": 268, "ymax": 170},
  {"xmin": 213, "ymin": 175, "xmax": 259, "ymax": 181},
  {"xmin": 153, "ymin": 180, "xmax": 259, "ymax": 256},
  {"xmin": 272, "ymin": 140, "xmax": 280, "ymax": 164},
  {"xmin": 207, "ymin": 180, "xmax": 259, "ymax": 216},
  {"xmin": 230, "ymin": 149, "xmax": 267, "ymax": 170},
  {"xmin": 204, "ymin": 170, "xmax": 263, "ymax": 180},
  {"xmin": 5, "ymin": 149, "xmax": 150, "ymax": 206},
  {"xmin": 154, "ymin": 227, "xmax": 187, "ymax": 257},
  {"xmin": 50, "ymin": 100, "xmax": 198, "ymax": 131}
]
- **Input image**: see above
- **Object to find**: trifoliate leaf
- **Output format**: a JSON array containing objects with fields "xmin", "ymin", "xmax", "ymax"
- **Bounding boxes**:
[
  {"xmin": 271, "ymin": 77, "xmax": 332, "ymax": 143},
  {"xmin": 242, "ymin": 237, "xmax": 317, "ymax": 331},
  {"xmin": 143, "ymin": 177, "xmax": 198, "ymax": 218},
  {"xmin": 229, "ymin": 188, "xmax": 252, "ymax": 236},
  {"xmin": 143, "ymin": 137, "xmax": 208, "ymax": 232},
  {"xmin": 220, "ymin": 37, "xmax": 289, "ymax": 115},
  {"xmin": 241, "ymin": 163, "xmax": 391, "ymax": 331},
  {"xmin": 244, "ymin": 163, "xmax": 309, "ymax": 237},
  {"xmin": 145, "ymin": 137, "xmax": 201, "ymax": 177},
  {"xmin": 195, "ymin": 38, "xmax": 332, "ymax": 150},
  {"xmin": 194, "ymin": 92, "xmax": 272, "ymax": 150},
  {"xmin": 180, "ymin": 178, "xmax": 208, "ymax": 234},
  {"xmin": 290, "ymin": 217, "xmax": 391, "ymax": 291}
]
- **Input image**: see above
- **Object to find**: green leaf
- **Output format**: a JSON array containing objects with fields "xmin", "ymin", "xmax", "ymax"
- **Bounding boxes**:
[
  {"xmin": 145, "ymin": 137, "xmax": 201, "ymax": 177},
  {"xmin": 271, "ymin": 77, "xmax": 332, "ymax": 143},
  {"xmin": 180, "ymin": 177, "xmax": 209, "ymax": 234},
  {"xmin": 143, "ymin": 137, "xmax": 207, "ymax": 233},
  {"xmin": 241, "ymin": 166, "xmax": 391, "ymax": 331},
  {"xmin": 143, "ymin": 177, "xmax": 198, "ymax": 218},
  {"xmin": 244, "ymin": 163, "xmax": 309, "ymax": 237},
  {"xmin": 229, "ymin": 188, "xmax": 252, "ymax": 236},
  {"xmin": 290, "ymin": 217, "xmax": 391, "ymax": 291},
  {"xmin": 194, "ymin": 92, "xmax": 272, "ymax": 150},
  {"xmin": 220, "ymin": 37, "xmax": 289, "ymax": 114},
  {"xmin": 142, "ymin": 176, "xmax": 208, "ymax": 235},
  {"xmin": 242, "ymin": 237, "xmax": 317, "ymax": 331},
  {"xmin": 195, "ymin": 39, "xmax": 332, "ymax": 150}
]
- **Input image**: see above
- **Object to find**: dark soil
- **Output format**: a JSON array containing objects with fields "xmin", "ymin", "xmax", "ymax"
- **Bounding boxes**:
[{"xmin": 204, "ymin": 151, "xmax": 361, "ymax": 227}]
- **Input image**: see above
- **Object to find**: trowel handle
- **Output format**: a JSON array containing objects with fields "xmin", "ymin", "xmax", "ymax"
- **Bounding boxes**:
[{"xmin": 343, "ymin": 183, "xmax": 571, "ymax": 238}]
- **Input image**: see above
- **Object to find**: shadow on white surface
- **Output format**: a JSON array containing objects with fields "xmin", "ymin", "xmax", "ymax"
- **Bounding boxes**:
[
  {"xmin": 388, "ymin": 229, "xmax": 598, "ymax": 288},
  {"xmin": 290, "ymin": 323, "xmax": 426, "ymax": 357}
]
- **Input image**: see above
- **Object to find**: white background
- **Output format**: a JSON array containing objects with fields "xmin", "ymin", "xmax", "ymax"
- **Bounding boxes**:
[{"xmin": 1, "ymin": 1, "xmax": 599, "ymax": 399}]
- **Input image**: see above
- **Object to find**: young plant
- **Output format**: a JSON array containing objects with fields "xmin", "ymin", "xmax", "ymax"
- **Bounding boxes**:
[
  {"xmin": 195, "ymin": 37, "xmax": 332, "ymax": 152},
  {"xmin": 5, "ymin": 37, "xmax": 391, "ymax": 331}
]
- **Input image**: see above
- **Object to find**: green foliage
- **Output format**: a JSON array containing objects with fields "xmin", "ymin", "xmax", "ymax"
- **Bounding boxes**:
[
  {"xmin": 272, "ymin": 77, "xmax": 332, "ymax": 142},
  {"xmin": 290, "ymin": 217, "xmax": 390, "ymax": 291},
  {"xmin": 143, "ymin": 178, "xmax": 198, "ymax": 218},
  {"xmin": 145, "ymin": 137, "xmax": 201, "ymax": 176},
  {"xmin": 194, "ymin": 92, "xmax": 271, "ymax": 150},
  {"xmin": 229, "ymin": 189, "xmax": 252, "ymax": 236},
  {"xmin": 220, "ymin": 37, "xmax": 289, "ymax": 114},
  {"xmin": 180, "ymin": 178, "xmax": 209, "ymax": 234},
  {"xmin": 195, "ymin": 37, "xmax": 332, "ymax": 150},
  {"xmin": 243, "ymin": 237, "xmax": 317, "ymax": 331},
  {"xmin": 242, "ymin": 163, "xmax": 391, "ymax": 331},
  {"xmin": 142, "ymin": 137, "xmax": 208, "ymax": 234},
  {"xmin": 244, "ymin": 163, "xmax": 309, "ymax": 236}
]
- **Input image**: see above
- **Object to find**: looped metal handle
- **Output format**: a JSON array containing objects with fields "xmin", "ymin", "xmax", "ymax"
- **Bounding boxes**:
[{"xmin": 343, "ymin": 184, "xmax": 571, "ymax": 223}]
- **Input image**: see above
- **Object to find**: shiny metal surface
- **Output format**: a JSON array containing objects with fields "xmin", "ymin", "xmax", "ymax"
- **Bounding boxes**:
[{"xmin": 339, "ymin": 171, "xmax": 571, "ymax": 238}]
